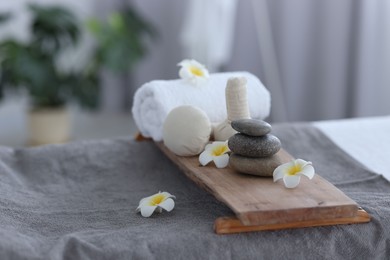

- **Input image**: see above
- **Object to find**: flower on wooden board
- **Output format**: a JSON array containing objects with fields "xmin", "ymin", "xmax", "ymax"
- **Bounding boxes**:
[
  {"xmin": 136, "ymin": 191, "xmax": 176, "ymax": 217},
  {"xmin": 178, "ymin": 59, "xmax": 209, "ymax": 86},
  {"xmin": 273, "ymin": 159, "xmax": 315, "ymax": 188},
  {"xmin": 199, "ymin": 141, "xmax": 230, "ymax": 168}
]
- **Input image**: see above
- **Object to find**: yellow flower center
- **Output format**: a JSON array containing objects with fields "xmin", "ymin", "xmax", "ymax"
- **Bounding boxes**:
[
  {"xmin": 189, "ymin": 66, "xmax": 204, "ymax": 77},
  {"xmin": 212, "ymin": 145, "xmax": 228, "ymax": 157},
  {"xmin": 287, "ymin": 164, "xmax": 302, "ymax": 176},
  {"xmin": 149, "ymin": 194, "xmax": 166, "ymax": 206}
]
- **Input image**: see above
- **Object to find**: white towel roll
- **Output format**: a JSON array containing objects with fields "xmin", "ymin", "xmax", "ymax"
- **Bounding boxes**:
[{"xmin": 132, "ymin": 72, "xmax": 271, "ymax": 141}]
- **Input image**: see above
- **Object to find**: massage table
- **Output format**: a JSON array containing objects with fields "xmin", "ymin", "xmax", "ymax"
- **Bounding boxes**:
[{"xmin": 0, "ymin": 116, "xmax": 389, "ymax": 259}]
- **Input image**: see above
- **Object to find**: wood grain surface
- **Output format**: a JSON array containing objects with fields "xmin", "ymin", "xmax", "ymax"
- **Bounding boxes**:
[
  {"xmin": 155, "ymin": 142, "xmax": 360, "ymax": 226},
  {"xmin": 214, "ymin": 209, "xmax": 370, "ymax": 234}
]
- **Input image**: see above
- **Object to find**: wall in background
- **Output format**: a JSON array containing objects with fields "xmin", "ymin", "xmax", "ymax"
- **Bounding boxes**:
[
  {"xmin": 267, "ymin": 0, "xmax": 390, "ymax": 121},
  {"xmin": 132, "ymin": 0, "xmax": 265, "ymax": 91},
  {"xmin": 132, "ymin": 0, "xmax": 390, "ymax": 122},
  {"xmin": 1, "ymin": 0, "xmax": 389, "ymax": 122}
]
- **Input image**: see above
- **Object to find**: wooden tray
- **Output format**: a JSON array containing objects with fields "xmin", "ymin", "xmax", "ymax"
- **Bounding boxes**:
[{"xmin": 136, "ymin": 134, "xmax": 370, "ymax": 234}]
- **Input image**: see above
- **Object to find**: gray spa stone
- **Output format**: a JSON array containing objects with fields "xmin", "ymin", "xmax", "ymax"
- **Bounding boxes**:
[
  {"xmin": 229, "ymin": 153, "xmax": 285, "ymax": 177},
  {"xmin": 228, "ymin": 133, "xmax": 281, "ymax": 157},
  {"xmin": 231, "ymin": 119, "xmax": 272, "ymax": 136}
]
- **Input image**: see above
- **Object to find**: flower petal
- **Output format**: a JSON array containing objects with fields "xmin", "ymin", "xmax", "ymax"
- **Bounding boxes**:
[
  {"xmin": 283, "ymin": 175, "xmax": 301, "ymax": 189},
  {"xmin": 212, "ymin": 141, "xmax": 228, "ymax": 147},
  {"xmin": 299, "ymin": 164, "xmax": 315, "ymax": 179},
  {"xmin": 179, "ymin": 67, "xmax": 191, "ymax": 80},
  {"xmin": 295, "ymin": 159, "xmax": 310, "ymax": 167},
  {"xmin": 159, "ymin": 198, "xmax": 175, "ymax": 212},
  {"xmin": 273, "ymin": 161, "xmax": 294, "ymax": 182},
  {"xmin": 199, "ymin": 151, "xmax": 213, "ymax": 166},
  {"xmin": 273, "ymin": 166, "xmax": 285, "ymax": 182},
  {"xmin": 177, "ymin": 59, "xmax": 209, "ymax": 86},
  {"xmin": 280, "ymin": 160, "xmax": 296, "ymax": 172},
  {"xmin": 190, "ymin": 59, "xmax": 205, "ymax": 68},
  {"xmin": 140, "ymin": 205, "xmax": 157, "ymax": 217},
  {"xmin": 160, "ymin": 191, "xmax": 176, "ymax": 200},
  {"xmin": 204, "ymin": 143, "xmax": 214, "ymax": 151},
  {"xmin": 138, "ymin": 195, "xmax": 153, "ymax": 207},
  {"xmin": 213, "ymin": 154, "xmax": 229, "ymax": 168}
]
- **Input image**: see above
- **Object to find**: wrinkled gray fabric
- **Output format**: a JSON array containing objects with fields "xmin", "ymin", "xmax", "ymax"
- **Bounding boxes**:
[{"xmin": 0, "ymin": 123, "xmax": 389, "ymax": 260}]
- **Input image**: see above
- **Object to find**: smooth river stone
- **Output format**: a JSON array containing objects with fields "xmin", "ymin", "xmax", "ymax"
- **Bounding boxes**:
[
  {"xmin": 231, "ymin": 119, "xmax": 271, "ymax": 136},
  {"xmin": 228, "ymin": 134, "xmax": 281, "ymax": 157},
  {"xmin": 229, "ymin": 153, "xmax": 285, "ymax": 177}
]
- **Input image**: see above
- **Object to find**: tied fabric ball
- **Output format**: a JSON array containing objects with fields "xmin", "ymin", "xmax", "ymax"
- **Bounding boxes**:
[{"xmin": 163, "ymin": 105, "xmax": 211, "ymax": 156}]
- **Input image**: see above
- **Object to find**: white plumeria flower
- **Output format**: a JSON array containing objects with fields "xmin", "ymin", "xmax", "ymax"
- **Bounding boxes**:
[
  {"xmin": 199, "ymin": 141, "xmax": 230, "ymax": 168},
  {"xmin": 178, "ymin": 59, "xmax": 209, "ymax": 86},
  {"xmin": 136, "ymin": 191, "xmax": 176, "ymax": 217},
  {"xmin": 273, "ymin": 159, "xmax": 315, "ymax": 189}
]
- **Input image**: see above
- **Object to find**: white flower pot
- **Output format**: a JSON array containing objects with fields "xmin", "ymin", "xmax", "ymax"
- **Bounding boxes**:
[{"xmin": 28, "ymin": 107, "xmax": 70, "ymax": 146}]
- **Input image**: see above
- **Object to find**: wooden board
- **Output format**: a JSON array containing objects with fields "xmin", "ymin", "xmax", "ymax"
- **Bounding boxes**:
[
  {"xmin": 154, "ymin": 141, "xmax": 370, "ymax": 228},
  {"xmin": 214, "ymin": 208, "xmax": 370, "ymax": 234}
]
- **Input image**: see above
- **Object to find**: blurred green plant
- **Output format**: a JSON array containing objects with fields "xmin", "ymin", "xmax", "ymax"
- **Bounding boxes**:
[
  {"xmin": 87, "ymin": 6, "xmax": 157, "ymax": 73},
  {"xmin": 0, "ymin": 12, "xmax": 11, "ymax": 24},
  {"xmin": 0, "ymin": 4, "xmax": 99, "ymax": 109}
]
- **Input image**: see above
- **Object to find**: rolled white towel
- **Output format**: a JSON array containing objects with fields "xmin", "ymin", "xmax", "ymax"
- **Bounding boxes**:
[{"xmin": 132, "ymin": 71, "xmax": 270, "ymax": 141}]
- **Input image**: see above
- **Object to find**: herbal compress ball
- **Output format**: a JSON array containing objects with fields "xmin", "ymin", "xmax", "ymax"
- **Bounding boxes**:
[{"xmin": 163, "ymin": 105, "xmax": 211, "ymax": 156}]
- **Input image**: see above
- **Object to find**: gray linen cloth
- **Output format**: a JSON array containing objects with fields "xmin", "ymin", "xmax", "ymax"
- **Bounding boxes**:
[{"xmin": 0, "ymin": 123, "xmax": 389, "ymax": 260}]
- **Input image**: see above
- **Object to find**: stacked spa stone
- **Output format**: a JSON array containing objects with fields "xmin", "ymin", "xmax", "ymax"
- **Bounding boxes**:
[{"xmin": 228, "ymin": 119, "xmax": 283, "ymax": 177}]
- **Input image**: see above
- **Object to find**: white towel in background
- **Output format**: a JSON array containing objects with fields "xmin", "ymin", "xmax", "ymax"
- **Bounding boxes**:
[
  {"xmin": 180, "ymin": 0, "xmax": 237, "ymax": 72},
  {"xmin": 132, "ymin": 72, "xmax": 271, "ymax": 141}
]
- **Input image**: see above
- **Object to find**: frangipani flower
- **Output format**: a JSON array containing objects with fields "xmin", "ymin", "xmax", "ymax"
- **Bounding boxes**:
[
  {"xmin": 199, "ymin": 141, "xmax": 230, "ymax": 168},
  {"xmin": 273, "ymin": 159, "xmax": 315, "ymax": 188},
  {"xmin": 178, "ymin": 59, "xmax": 209, "ymax": 85},
  {"xmin": 136, "ymin": 191, "xmax": 176, "ymax": 217}
]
